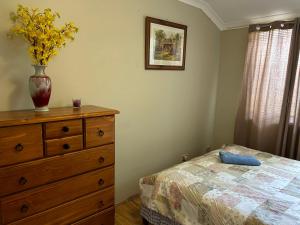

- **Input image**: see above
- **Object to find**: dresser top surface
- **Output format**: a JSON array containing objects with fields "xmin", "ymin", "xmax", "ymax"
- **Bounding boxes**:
[{"xmin": 0, "ymin": 105, "xmax": 119, "ymax": 127}]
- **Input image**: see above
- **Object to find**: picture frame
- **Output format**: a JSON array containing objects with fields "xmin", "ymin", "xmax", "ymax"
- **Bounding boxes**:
[{"xmin": 145, "ymin": 17, "xmax": 187, "ymax": 70}]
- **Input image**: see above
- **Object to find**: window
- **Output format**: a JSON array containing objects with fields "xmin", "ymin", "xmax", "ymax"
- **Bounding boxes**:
[{"xmin": 234, "ymin": 20, "xmax": 300, "ymax": 158}]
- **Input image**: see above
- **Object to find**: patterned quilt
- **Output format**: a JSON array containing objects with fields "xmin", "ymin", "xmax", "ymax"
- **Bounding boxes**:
[{"xmin": 139, "ymin": 145, "xmax": 300, "ymax": 225}]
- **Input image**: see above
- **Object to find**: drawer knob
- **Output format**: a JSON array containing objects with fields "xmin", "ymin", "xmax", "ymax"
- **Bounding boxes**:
[
  {"xmin": 98, "ymin": 157, "xmax": 105, "ymax": 164},
  {"xmin": 19, "ymin": 177, "xmax": 27, "ymax": 185},
  {"xmin": 62, "ymin": 126, "xmax": 69, "ymax": 132},
  {"xmin": 98, "ymin": 178, "xmax": 105, "ymax": 186},
  {"xmin": 98, "ymin": 129, "xmax": 105, "ymax": 137},
  {"xmin": 99, "ymin": 200, "xmax": 104, "ymax": 207},
  {"xmin": 15, "ymin": 143, "xmax": 24, "ymax": 152},
  {"xmin": 63, "ymin": 144, "xmax": 70, "ymax": 150},
  {"xmin": 20, "ymin": 204, "xmax": 29, "ymax": 213}
]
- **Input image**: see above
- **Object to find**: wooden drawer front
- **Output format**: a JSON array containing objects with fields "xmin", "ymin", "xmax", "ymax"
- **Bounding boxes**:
[
  {"xmin": 86, "ymin": 116, "xmax": 115, "ymax": 148},
  {"xmin": 72, "ymin": 207, "xmax": 114, "ymax": 225},
  {"xmin": 45, "ymin": 135, "xmax": 83, "ymax": 156},
  {"xmin": 1, "ymin": 167, "xmax": 114, "ymax": 224},
  {"xmin": 9, "ymin": 187, "xmax": 114, "ymax": 225},
  {"xmin": 0, "ymin": 144, "xmax": 114, "ymax": 197},
  {"xmin": 0, "ymin": 124, "xmax": 43, "ymax": 167},
  {"xmin": 45, "ymin": 119, "xmax": 82, "ymax": 139}
]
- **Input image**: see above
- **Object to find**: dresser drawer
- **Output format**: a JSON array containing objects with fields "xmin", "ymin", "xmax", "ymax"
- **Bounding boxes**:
[
  {"xmin": 45, "ymin": 119, "xmax": 82, "ymax": 139},
  {"xmin": 0, "ymin": 124, "xmax": 43, "ymax": 167},
  {"xmin": 1, "ymin": 167, "xmax": 114, "ymax": 224},
  {"xmin": 9, "ymin": 187, "xmax": 114, "ymax": 225},
  {"xmin": 86, "ymin": 116, "xmax": 115, "ymax": 148},
  {"xmin": 0, "ymin": 144, "xmax": 114, "ymax": 197},
  {"xmin": 45, "ymin": 135, "xmax": 83, "ymax": 156},
  {"xmin": 72, "ymin": 207, "xmax": 114, "ymax": 225}
]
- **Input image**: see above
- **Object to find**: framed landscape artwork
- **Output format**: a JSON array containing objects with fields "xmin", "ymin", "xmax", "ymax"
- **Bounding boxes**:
[{"xmin": 145, "ymin": 17, "xmax": 187, "ymax": 70}]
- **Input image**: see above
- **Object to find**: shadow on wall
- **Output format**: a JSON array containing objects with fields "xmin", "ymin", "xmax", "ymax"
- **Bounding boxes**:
[{"xmin": 0, "ymin": 30, "xmax": 33, "ymax": 110}]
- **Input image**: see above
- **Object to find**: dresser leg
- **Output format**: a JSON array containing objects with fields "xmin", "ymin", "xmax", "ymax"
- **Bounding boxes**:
[{"xmin": 142, "ymin": 218, "xmax": 149, "ymax": 225}]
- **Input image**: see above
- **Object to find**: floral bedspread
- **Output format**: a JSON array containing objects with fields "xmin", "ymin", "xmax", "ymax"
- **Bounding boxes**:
[{"xmin": 139, "ymin": 145, "xmax": 300, "ymax": 225}]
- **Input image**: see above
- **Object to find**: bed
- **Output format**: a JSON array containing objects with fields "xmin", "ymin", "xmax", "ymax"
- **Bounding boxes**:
[{"xmin": 139, "ymin": 145, "xmax": 300, "ymax": 225}]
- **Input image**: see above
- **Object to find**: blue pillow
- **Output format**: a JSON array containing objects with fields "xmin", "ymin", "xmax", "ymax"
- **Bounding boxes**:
[{"xmin": 219, "ymin": 151, "xmax": 261, "ymax": 166}]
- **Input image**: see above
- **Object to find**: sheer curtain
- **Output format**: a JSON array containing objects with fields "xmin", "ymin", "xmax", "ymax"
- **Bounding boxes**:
[{"xmin": 235, "ymin": 20, "xmax": 300, "ymax": 158}]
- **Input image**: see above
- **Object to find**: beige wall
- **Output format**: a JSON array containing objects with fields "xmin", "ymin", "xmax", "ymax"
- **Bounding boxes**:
[
  {"xmin": 213, "ymin": 28, "xmax": 248, "ymax": 148},
  {"xmin": 0, "ymin": 0, "xmax": 220, "ymax": 203}
]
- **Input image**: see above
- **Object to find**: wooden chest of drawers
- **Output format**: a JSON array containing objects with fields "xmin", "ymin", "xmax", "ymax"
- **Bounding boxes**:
[{"xmin": 0, "ymin": 105, "xmax": 119, "ymax": 225}]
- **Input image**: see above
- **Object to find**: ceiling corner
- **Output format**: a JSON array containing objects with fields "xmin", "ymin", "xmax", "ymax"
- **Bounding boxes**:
[
  {"xmin": 178, "ymin": 0, "xmax": 300, "ymax": 31},
  {"xmin": 178, "ymin": 0, "xmax": 226, "ymax": 30}
]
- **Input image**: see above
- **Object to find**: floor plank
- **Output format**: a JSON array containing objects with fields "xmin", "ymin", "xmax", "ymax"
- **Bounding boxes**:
[{"xmin": 115, "ymin": 196, "xmax": 143, "ymax": 225}]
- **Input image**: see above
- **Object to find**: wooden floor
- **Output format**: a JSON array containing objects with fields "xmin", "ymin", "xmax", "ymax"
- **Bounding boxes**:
[{"xmin": 115, "ymin": 195, "xmax": 144, "ymax": 225}]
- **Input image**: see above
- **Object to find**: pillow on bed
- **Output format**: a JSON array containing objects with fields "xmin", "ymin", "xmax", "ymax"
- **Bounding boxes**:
[{"xmin": 219, "ymin": 151, "xmax": 261, "ymax": 166}]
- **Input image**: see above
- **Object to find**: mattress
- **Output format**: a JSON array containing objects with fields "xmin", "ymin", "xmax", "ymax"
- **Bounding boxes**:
[{"xmin": 139, "ymin": 145, "xmax": 300, "ymax": 225}]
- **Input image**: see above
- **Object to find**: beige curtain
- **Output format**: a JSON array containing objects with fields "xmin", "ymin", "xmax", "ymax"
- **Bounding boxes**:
[{"xmin": 234, "ymin": 22, "xmax": 295, "ymax": 155}]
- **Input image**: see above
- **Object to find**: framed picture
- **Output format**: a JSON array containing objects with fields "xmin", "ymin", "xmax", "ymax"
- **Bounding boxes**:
[{"xmin": 145, "ymin": 17, "xmax": 187, "ymax": 70}]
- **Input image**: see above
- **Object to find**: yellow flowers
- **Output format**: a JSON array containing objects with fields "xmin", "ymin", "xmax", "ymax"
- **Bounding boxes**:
[{"xmin": 8, "ymin": 5, "xmax": 78, "ymax": 65}]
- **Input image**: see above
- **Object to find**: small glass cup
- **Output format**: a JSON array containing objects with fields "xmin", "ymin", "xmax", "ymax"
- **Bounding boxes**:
[{"xmin": 72, "ymin": 99, "xmax": 81, "ymax": 108}]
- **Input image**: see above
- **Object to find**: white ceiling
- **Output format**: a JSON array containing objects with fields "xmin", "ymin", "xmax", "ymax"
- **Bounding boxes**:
[{"xmin": 179, "ymin": 0, "xmax": 300, "ymax": 30}]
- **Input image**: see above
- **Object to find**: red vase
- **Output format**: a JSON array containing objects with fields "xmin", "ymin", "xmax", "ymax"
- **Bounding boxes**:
[{"xmin": 29, "ymin": 65, "xmax": 52, "ymax": 112}]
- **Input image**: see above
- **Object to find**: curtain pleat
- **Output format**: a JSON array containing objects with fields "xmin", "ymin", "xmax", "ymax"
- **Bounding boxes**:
[{"xmin": 276, "ymin": 19, "xmax": 300, "ymax": 159}]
